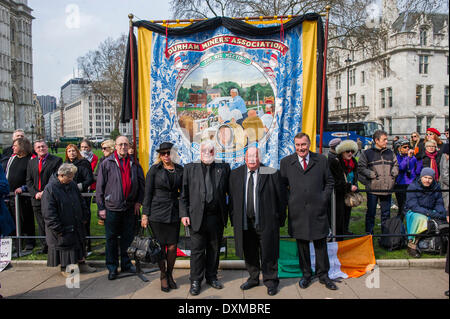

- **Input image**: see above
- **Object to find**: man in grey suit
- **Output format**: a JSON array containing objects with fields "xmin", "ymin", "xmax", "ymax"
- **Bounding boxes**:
[
  {"xmin": 180, "ymin": 140, "xmax": 230, "ymax": 295},
  {"xmin": 280, "ymin": 132, "xmax": 337, "ymax": 290}
]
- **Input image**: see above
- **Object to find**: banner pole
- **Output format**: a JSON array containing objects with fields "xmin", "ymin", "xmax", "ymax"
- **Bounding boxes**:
[
  {"xmin": 319, "ymin": 6, "xmax": 330, "ymax": 154},
  {"xmin": 128, "ymin": 13, "xmax": 137, "ymax": 162}
]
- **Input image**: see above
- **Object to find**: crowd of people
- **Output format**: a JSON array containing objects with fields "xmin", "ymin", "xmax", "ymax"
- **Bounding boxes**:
[{"xmin": 0, "ymin": 126, "xmax": 448, "ymax": 297}]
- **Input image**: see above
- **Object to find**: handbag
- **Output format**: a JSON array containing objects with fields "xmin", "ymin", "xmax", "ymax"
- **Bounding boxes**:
[
  {"xmin": 127, "ymin": 226, "xmax": 163, "ymax": 264},
  {"xmin": 342, "ymin": 167, "xmax": 364, "ymax": 207}
]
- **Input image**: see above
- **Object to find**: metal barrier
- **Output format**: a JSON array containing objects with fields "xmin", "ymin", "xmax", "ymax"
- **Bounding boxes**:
[{"xmin": 4, "ymin": 187, "xmax": 449, "ymax": 258}]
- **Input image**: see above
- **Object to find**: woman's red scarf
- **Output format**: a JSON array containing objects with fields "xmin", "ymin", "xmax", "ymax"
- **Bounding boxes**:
[
  {"xmin": 114, "ymin": 151, "xmax": 132, "ymax": 199},
  {"xmin": 425, "ymin": 151, "xmax": 439, "ymax": 181},
  {"xmin": 342, "ymin": 158, "xmax": 355, "ymax": 173}
]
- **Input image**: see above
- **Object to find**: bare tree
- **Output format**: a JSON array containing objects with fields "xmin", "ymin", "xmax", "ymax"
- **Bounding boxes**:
[{"xmin": 77, "ymin": 34, "xmax": 127, "ymax": 132}]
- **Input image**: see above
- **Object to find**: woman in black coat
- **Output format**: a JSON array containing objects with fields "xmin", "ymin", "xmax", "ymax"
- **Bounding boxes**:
[
  {"xmin": 42, "ymin": 163, "xmax": 96, "ymax": 276},
  {"xmin": 65, "ymin": 144, "xmax": 94, "ymax": 253},
  {"xmin": 141, "ymin": 142, "xmax": 183, "ymax": 292},
  {"xmin": 329, "ymin": 140, "xmax": 359, "ymax": 240}
]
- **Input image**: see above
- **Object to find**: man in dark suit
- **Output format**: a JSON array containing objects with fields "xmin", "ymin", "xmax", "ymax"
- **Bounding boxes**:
[
  {"xmin": 26, "ymin": 140, "xmax": 62, "ymax": 254},
  {"xmin": 280, "ymin": 132, "xmax": 337, "ymax": 290},
  {"xmin": 180, "ymin": 140, "xmax": 230, "ymax": 296},
  {"xmin": 229, "ymin": 147, "xmax": 286, "ymax": 296}
]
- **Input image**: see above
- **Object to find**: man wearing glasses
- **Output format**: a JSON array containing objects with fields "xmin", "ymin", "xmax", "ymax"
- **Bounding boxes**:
[
  {"xmin": 96, "ymin": 136, "xmax": 145, "ymax": 280},
  {"xmin": 358, "ymin": 130, "xmax": 399, "ymax": 234},
  {"xmin": 180, "ymin": 140, "xmax": 230, "ymax": 295}
]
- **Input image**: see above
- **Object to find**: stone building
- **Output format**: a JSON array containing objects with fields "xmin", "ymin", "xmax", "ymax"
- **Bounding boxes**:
[
  {"xmin": 0, "ymin": 0, "xmax": 33, "ymax": 147},
  {"xmin": 327, "ymin": 0, "xmax": 449, "ymax": 136}
]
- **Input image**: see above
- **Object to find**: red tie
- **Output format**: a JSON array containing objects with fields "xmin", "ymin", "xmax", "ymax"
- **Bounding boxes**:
[
  {"xmin": 302, "ymin": 158, "xmax": 307, "ymax": 170},
  {"xmin": 38, "ymin": 157, "xmax": 43, "ymax": 191}
]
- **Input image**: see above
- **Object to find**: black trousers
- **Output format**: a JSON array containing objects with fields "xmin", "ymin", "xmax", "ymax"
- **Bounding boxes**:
[
  {"xmin": 84, "ymin": 196, "xmax": 92, "ymax": 251},
  {"xmin": 296, "ymin": 238, "xmax": 330, "ymax": 280},
  {"xmin": 335, "ymin": 195, "xmax": 352, "ymax": 240},
  {"xmin": 8, "ymin": 197, "xmax": 35, "ymax": 247},
  {"xmin": 395, "ymin": 184, "xmax": 408, "ymax": 218},
  {"xmin": 243, "ymin": 220, "xmax": 278, "ymax": 289},
  {"xmin": 32, "ymin": 203, "xmax": 47, "ymax": 249},
  {"xmin": 189, "ymin": 214, "xmax": 223, "ymax": 282}
]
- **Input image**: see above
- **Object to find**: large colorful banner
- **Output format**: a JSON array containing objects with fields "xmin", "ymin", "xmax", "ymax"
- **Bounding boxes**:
[{"xmin": 122, "ymin": 15, "xmax": 327, "ymax": 171}]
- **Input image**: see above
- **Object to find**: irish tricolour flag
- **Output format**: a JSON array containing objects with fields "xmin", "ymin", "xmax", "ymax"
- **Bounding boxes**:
[{"xmin": 278, "ymin": 235, "xmax": 376, "ymax": 279}]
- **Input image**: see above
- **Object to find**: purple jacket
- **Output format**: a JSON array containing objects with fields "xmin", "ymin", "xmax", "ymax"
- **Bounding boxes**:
[
  {"xmin": 396, "ymin": 154, "xmax": 422, "ymax": 185},
  {"xmin": 95, "ymin": 154, "xmax": 145, "ymax": 212}
]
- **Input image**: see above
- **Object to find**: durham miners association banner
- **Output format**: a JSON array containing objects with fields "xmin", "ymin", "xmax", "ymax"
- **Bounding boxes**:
[{"xmin": 122, "ymin": 15, "xmax": 327, "ymax": 171}]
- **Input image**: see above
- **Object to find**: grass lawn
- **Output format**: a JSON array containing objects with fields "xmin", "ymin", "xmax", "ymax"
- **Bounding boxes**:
[{"xmin": 12, "ymin": 149, "xmax": 445, "ymax": 261}]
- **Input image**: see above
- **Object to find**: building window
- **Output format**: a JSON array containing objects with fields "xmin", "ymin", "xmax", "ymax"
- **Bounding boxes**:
[
  {"xmin": 335, "ymin": 74, "xmax": 341, "ymax": 90},
  {"xmin": 382, "ymin": 58, "xmax": 390, "ymax": 78},
  {"xmin": 361, "ymin": 71, "xmax": 365, "ymax": 84},
  {"xmin": 349, "ymin": 69, "xmax": 356, "ymax": 86},
  {"xmin": 361, "ymin": 95, "xmax": 365, "ymax": 107},
  {"xmin": 445, "ymin": 117, "xmax": 449, "ymax": 130},
  {"xmin": 387, "ymin": 117, "xmax": 392, "ymax": 135},
  {"xmin": 426, "ymin": 85, "xmax": 432, "ymax": 106},
  {"xmin": 426, "ymin": 116, "xmax": 433, "ymax": 129},
  {"xmin": 416, "ymin": 85, "xmax": 423, "ymax": 106},
  {"xmin": 387, "ymin": 87, "xmax": 393, "ymax": 107},
  {"xmin": 96, "ymin": 121, "xmax": 101, "ymax": 126},
  {"xmin": 96, "ymin": 128, "xmax": 102, "ymax": 133},
  {"xmin": 416, "ymin": 116, "xmax": 423, "ymax": 133},
  {"xmin": 335, "ymin": 97, "xmax": 342, "ymax": 110},
  {"xmin": 419, "ymin": 27, "xmax": 427, "ymax": 46},
  {"xmin": 419, "ymin": 55, "xmax": 429, "ymax": 74},
  {"xmin": 349, "ymin": 94, "xmax": 356, "ymax": 108},
  {"xmin": 444, "ymin": 86, "xmax": 449, "ymax": 106},
  {"xmin": 380, "ymin": 89, "xmax": 385, "ymax": 108}
]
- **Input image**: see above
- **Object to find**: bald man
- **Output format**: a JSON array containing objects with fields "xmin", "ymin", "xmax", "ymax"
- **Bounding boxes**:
[{"xmin": 96, "ymin": 136, "xmax": 145, "ymax": 280}]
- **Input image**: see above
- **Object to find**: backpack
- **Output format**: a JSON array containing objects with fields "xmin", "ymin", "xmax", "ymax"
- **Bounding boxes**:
[
  {"xmin": 378, "ymin": 216, "xmax": 407, "ymax": 251},
  {"xmin": 417, "ymin": 219, "xmax": 449, "ymax": 255}
]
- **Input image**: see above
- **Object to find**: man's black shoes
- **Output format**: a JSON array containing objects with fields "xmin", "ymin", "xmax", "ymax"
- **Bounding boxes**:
[
  {"xmin": 298, "ymin": 277, "xmax": 312, "ymax": 289},
  {"xmin": 190, "ymin": 281, "xmax": 201, "ymax": 295},
  {"xmin": 240, "ymin": 281, "xmax": 259, "ymax": 290},
  {"xmin": 206, "ymin": 279, "xmax": 224, "ymax": 289},
  {"xmin": 319, "ymin": 277, "xmax": 338, "ymax": 290},
  {"xmin": 108, "ymin": 271, "xmax": 118, "ymax": 280},
  {"xmin": 121, "ymin": 265, "xmax": 136, "ymax": 273},
  {"xmin": 267, "ymin": 287, "xmax": 278, "ymax": 296}
]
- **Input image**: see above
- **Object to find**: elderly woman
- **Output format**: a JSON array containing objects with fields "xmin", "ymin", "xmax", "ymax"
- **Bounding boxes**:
[
  {"xmin": 329, "ymin": 139, "xmax": 359, "ymax": 240},
  {"xmin": 142, "ymin": 142, "xmax": 183, "ymax": 292},
  {"xmin": 417, "ymin": 128, "xmax": 443, "ymax": 158},
  {"xmin": 42, "ymin": 163, "xmax": 96, "ymax": 276},
  {"xmin": 419, "ymin": 140, "xmax": 442, "ymax": 182},
  {"xmin": 1, "ymin": 137, "xmax": 35, "ymax": 250},
  {"xmin": 65, "ymin": 144, "xmax": 94, "ymax": 253},
  {"xmin": 404, "ymin": 168, "xmax": 447, "ymax": 258}
]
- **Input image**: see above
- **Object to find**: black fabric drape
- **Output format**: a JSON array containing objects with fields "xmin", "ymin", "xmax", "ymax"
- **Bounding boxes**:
[
  {"xmin": 121, "ymin": 31, "xmax": 138, "ymax": 123},
  {"xmin": 121, "ymin": 14, "xmax": 327, "ymax": 128}
]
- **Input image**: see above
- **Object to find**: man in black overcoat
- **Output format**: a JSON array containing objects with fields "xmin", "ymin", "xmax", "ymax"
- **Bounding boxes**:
[
  {"xmin": 180, "ymin": 140, "xmax": 230, "ymax": 296},
  {"xmin": 280, "ymin": 132, "xmax": 337, "ymax": 290},
  {"xmin": 229, "ymin": 147, "xmax": 286, "ymax": 296},
  {"xmin": 26, "ymin": 140, "xmax": 62, "ymax": 254}
]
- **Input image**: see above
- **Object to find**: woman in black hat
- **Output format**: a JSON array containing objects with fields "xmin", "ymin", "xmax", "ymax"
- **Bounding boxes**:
[{"xmin": 141, "ymin": 142, "xmax": 183, "ymax": 292}]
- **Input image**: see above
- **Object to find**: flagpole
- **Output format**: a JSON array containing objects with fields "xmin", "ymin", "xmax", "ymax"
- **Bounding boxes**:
[
  {"xmin": 128, "ymin": 13, "xmax": 137, "ymax": 162},
  {"xmin": 319, "ymin": 6, "xmax": 330, "ymax": 154}
]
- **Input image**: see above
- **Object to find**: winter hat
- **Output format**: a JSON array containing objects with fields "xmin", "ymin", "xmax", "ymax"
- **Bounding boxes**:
[
  {"xmin": 420, "ymin": 167, "xmax": 435, "ymax": 179},
  {"xmin": 395, "ymin": 138, "xmax": 409, "ymax": 149},
  {"xmin": 336, "ymin": 139, "xmax": 359, "ymax": 155},
  {"xmin": 329, "ymin": 138, "xmax": 342, "ymax": 149},
  {"xmin": 426, "ymin": 127, "xmax": 440, "ymax": 136}
]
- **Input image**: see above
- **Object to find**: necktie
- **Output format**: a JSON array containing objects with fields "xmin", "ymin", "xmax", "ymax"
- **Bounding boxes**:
[
  {"xmin": 302, "ymin": 158, "xmax": 307, "ymax": 171},
  {"xmin": 246, "ymin": 171, "xmax": 255, "ymax": 219},
  {"xmin": 205, "ymin": 165, "xmax": 213, "ymax": 203},
  {"xmin": 38, "ymin": 157, "xmax": 43, "ymax": 191}
]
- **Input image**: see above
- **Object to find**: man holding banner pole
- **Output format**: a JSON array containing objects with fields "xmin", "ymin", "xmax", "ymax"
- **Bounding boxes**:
[{"xmin": 280, "ymin": 132, "xmax": 337, "ymax": 290}]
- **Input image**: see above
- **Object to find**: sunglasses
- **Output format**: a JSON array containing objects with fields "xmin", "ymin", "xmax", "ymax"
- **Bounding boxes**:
[
  {"xmin": 102, "ymin": 147, "xmax": 110, "ymax": 150},
  {"xmin": 160, "ymin": 151, "xmax": 171, "ymax": 156},
  {"xmin": 401, "ymin": 145, "xmax": 409, "ymax": 149},
  {"xmin": 344, "ymin": 150, "xmax": 355, "ymax": 154},
  {"xmin": 426, "ymin": 133, "xmax": 434, "ymax": 136},
  {"xmin": 411, "ymin": 135, "xmax": 418, "ymax": 138}
]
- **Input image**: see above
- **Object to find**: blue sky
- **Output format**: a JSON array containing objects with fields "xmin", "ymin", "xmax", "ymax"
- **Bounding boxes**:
[{"xmin": 29, "ymin": 0, "xmax": 171, "ymax": 101}]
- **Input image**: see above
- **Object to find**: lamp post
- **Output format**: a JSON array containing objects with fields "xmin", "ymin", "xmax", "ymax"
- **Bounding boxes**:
[
  {"xmin": 345, "ymin": 55, "xmax": 352, "ymax": 139},
  {"xmin": 30, "ymin": 124, "xmax": 34, "ymax": 144}
]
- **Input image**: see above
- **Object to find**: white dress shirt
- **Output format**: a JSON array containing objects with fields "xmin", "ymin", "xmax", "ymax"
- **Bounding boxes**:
[
  {"xmin": 245, "ymin": 167, "xmax": 258, "ymax": 211},
  {"xmin": 298, "ymin": 153, "xmax": 310, "ymax": 169}
]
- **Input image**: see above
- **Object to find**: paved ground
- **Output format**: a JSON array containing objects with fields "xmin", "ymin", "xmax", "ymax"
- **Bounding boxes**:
[{"xmin": 0, "ymin": 263, "xmax": 448, "ymax": 299}]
